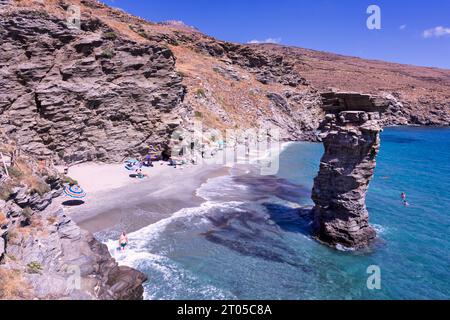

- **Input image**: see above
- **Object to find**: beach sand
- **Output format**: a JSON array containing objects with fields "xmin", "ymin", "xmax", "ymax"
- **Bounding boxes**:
[
  {"xmin": 61, "ymin": 159, "xmax": 229, "ymax": 235},
  {"xmin": 61, "ymin": 143, "xmax": 281, "ymax": 237}
]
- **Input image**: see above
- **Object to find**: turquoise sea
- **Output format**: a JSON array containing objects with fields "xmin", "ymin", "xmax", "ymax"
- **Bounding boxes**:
[{"xmin": 107, "ymin": 127, "xmax": 450, "ymax": 300}]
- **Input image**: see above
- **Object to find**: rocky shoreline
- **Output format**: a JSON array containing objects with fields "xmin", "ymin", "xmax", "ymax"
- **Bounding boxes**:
[
  {"xmin": 0, "ymin": 136, "xmax": 147, "ymax": 300},
  {"xmin": 0, "ymin": 0, "xmax": 449, "ymax": 299}
]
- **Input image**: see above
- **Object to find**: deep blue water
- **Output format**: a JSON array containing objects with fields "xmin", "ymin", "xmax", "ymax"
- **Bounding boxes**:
[{"xmin": 107, "ymin": 127, "xmax": 450, "ymax": 300}]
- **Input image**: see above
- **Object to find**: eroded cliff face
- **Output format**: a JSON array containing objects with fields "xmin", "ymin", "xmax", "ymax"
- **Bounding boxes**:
[
  {"xmin": 2, "ymin": 0, "xmax": 449, "ymax": 166},
  {"xmin": 311, "ymin": 92, "xmax": 391, "ymax": 249},
  {"xmin": 0, "ymin": 6, "xmax": 186, "ymax": 163}
]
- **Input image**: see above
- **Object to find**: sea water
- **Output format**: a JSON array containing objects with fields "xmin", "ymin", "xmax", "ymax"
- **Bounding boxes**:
[{"xmin": 105, "ymin": 127, "xmax": 450, "ymax": 300}]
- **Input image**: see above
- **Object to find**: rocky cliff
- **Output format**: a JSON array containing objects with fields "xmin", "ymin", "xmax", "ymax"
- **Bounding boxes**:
[
  {"xmin": 311, "ymin": 92, "xmax": 391, "ymax": 249},
  {"xmin": 0, "ymin": 0, "xmax": 449, "ymax": 298},
  {"xmin": 0, "ymin": 2, "xmax": 186, "ymax": 163},
  {"xmin": 259, "ymin": 44, "xmax": 450, "ymax": 127},
  {"xmin": 0, "ymin": 134, "xmax": 147, "ymax": 299},
  {"xmin": 2, "ymin": 0, "xmax": 447, "ymax": 166}
]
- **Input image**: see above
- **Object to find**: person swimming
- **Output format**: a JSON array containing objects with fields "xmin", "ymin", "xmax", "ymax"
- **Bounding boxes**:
[
  {"xmin": 401, "ymin": 192, "xmax": 409, "ymax": 206},
  {"xmin": 119, "ymin": 232, "xmax": 128, "ymax": 251}
]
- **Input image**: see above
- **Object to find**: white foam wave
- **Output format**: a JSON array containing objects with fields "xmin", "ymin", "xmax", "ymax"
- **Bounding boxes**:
[
  {"xmin": 106, "ymin": 201, "xmax": 243, "ymax": 255},
  {"xmin": 196, "ymin": 174, "xmax": 248, "ymax": 201},
  {"xmin": 247, "ymin": 141, "xmax": 292, "ymax": 165},
  {"xmin": 261, "ymin": 195, "xmax": 303, "ymax": 209},
  {"xmin": 104, "ymin": 200, "xmax": 244, "ymax": 299},
  {"xmin": 372, "ymin": 224, "xmax": 388, "ymax": 234}
]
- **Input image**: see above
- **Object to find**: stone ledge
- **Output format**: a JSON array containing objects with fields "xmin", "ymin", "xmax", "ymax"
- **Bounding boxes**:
[{"xmin": 321, "ymin": 91, "xmax": 391, "ymax": 113}]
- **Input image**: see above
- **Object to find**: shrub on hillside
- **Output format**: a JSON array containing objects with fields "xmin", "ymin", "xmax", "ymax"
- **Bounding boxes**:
[
  {"xmin": 8, "ymin": 166, "xmax": 23, "ymax": 179},
  {"xmin": 30, "ymin": 179, "xmax": 51, "ymax": 196},
  {"xmin": 100, "ymin": 48, "xmax": 115, "ymax": 59},
  {"xmin": 26, "ymin": 262, "xmax": 42, "ymax": 274},
  {"xmin": 194, "ymin": 111, "xmax": 203, "ymax": 119},
  {"xmin": 62, "ymin": 175, "xmax": 78, "ymax": 186},
  {"xmin": 21, "ymin": 207, "xmax": 33, "ymax": 220},
  {"xmin": 0, "ymin": 183, "xmax": 14, "ymax": 201},
  {"xmin": 103, "ymin": 31, "xmax": 117, "ymax": 40},
  {"xmin": 0, "ymin": 268, "xmax": 31, "ymax": 299},
  {"xmin": 196, "ymin": 88, "xmax": 206, "ymax": 98}
]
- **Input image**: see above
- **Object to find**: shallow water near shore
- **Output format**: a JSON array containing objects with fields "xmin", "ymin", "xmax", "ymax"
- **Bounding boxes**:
[{"xmin": 103, "ymin": 127, "xmax": 450, "ymax": 300}]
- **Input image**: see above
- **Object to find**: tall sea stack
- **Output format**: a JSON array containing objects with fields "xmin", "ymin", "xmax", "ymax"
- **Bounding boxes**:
[{"xmin": 312, "ymin": 92, "xmax": 390, "ymax": 249}]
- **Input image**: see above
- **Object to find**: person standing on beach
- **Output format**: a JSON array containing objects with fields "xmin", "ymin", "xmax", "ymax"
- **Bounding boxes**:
[
  {"xmin": 135, "ymin": 160, "xmax": 144, "ymax": 177},
  {"xmin": 144, "ymin": 153, "xmax": 153, "ymax": 167},
  {"xmin": 119, "ymin": 232, "xmax": 128, "ymax": 251}
]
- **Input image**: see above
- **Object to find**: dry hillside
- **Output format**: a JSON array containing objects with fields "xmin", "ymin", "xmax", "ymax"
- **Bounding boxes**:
[{"xmin": 0, "ymin": 0, "xmax": 449, "ymax": 163}]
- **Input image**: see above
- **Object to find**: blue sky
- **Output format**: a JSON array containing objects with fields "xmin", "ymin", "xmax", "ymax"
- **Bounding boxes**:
[{"xmin": 104, "ymin": 0, "xmax": 450, "ymax": 69}]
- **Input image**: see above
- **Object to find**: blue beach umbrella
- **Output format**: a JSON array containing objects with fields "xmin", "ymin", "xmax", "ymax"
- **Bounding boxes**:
[
  {"xmin": 124, "ymin": 158, "xmax": 139, "ymax": 170},
  {"xmin": 64, "ymin": 185, "xmax": 86, "ymax": 199},
  {"xmin": 125, "ymin": 158, "xmax": 139, "ymax": 164}
]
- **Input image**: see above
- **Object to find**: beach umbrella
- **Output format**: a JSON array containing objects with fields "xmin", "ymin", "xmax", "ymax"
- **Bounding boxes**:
[
  {"xmin": 124, "ymin": 158, "xmax": 139, "ymax": 164},
  {"xmin": 64, "ymin": 185, "xmax": 86, "ymax": 199},
  {"xmin": 124, "ymin": 158, "xmax": 139, "ymax": 170}
]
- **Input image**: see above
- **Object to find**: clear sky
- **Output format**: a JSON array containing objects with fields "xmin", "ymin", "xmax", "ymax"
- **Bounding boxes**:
[{"xmin": 103, "ymin": 0, "xmax": 450, "ymax": 69}]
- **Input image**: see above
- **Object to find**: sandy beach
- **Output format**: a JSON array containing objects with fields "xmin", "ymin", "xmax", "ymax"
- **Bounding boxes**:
[
  {"xmin": 61, "ymin": 159, "xmax": 229, "ymax": 235},
  {"xmin": 58, "ymin": 142, "xmax": 282, "ymax": 238}
]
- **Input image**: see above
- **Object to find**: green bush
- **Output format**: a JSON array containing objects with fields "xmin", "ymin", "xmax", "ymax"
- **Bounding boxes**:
[
  {"xmin": 26, "ymin": 262, "xmax": 43, "ymax": 274},
  {"xmin": 62, "ymin": 175, "xmax": 78, "ymax": 186},
  {"xmin": 196, "ymin": 88, "xmax": 206, "ymax": 98},
  {"xmin": 100, "ymin": 48, "xmax": 115, "ymax": 59},
  {"xmin": 30, "ymin": 181, "xmax": 51, "ymax": 196},
  {"xmin": 8, "ymin": 166, "xmax": 23, "ymax": 179},
  {"xmin": 0, "ymin": 184, "xmax": 14, "ymax": 201},
  {"xmin": 103, "ymin": 31, "xmax": 117, "ymax": 40},
  {"xmin": 194, "ymin": 111, "xmax": 203, "ymax": 119},
  {"xmin": 128, "ymin": 24, "xmax": 147, "ymax": 38},
  {"xmin": 21, "ymin": 207, "xmax": 33, "ymax": 219}
]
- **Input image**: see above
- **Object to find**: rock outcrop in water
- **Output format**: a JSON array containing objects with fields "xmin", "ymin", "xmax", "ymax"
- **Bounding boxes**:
[{"xmin": 311, "ymin": 92, "xmax": 390, "ymax": 249}]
